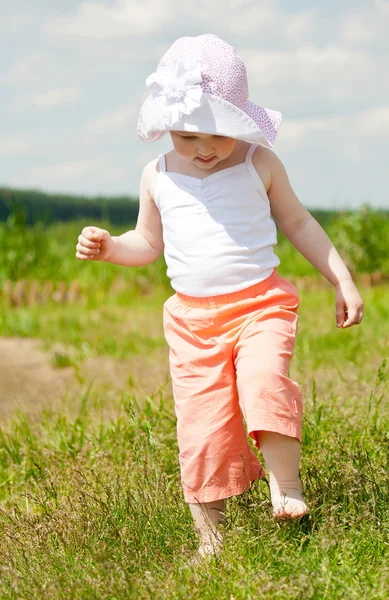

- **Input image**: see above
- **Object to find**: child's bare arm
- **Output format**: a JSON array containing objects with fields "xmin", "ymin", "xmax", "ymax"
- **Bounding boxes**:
[
  {"xmin": 254, "ymin": 148, "xmax": 364, "ymax": 327},
  {"xmin": 107, "ymin": 160, "xmax": 163, "ymax": 266},
  {"xmin": 264, "ymin": 150, "xmax": 350, "ymax": 284},
  {"xmin": 76, "ymin": 160, "xmax": 164, "ymax": 267}
]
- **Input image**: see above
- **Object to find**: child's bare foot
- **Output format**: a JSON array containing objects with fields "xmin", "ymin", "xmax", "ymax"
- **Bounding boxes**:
[
  {"xmin": 188, "ymin": 500, "xmax": 225, "ymax": 563},
  {"xmin": 188, "ymin": 531, "xmax": 223, "ymax": 566},
  {"xmin": 198, "ymin": 530, "xmax": 223, "ymax": 557},
  {"xmin": 270, "ymin": 477, "xmax": 308, "ymax": 520}
]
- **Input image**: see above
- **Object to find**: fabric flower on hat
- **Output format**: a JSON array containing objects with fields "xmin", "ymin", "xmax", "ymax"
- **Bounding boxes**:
[{"xmin": 145, "ymin": 60, "xmax": 204, "ymax": 127}]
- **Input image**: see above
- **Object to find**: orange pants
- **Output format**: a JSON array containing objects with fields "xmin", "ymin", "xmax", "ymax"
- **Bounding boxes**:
[{"xmin": 163, "ymin": 270, "xmax": 302, "ymax": 503}]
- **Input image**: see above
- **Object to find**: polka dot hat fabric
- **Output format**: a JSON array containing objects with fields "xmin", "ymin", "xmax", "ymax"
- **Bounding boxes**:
[
  {"xmin": 158, "ymin": 34, "xmax": 249, "ymax": 111},
  {"xmin": 137, "ymin": 34, "xmax": 282, "ymax": 146}
]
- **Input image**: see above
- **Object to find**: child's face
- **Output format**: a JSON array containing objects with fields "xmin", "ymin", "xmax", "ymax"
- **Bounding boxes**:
[{"xmin": 170, "ymin": 132, "xmax": 237, "ymax": 169}]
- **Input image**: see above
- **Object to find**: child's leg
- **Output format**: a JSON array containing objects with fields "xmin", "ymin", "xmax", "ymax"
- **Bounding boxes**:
[
  {"xmin": 257, "ymin": 431, "xmax": 308, "ymax": 519},
  {"xmin": 234, "ymin": 275, "xmax": 307, "ymax": 518},
  {"xmin": 189, "ymin": 500, "xmax": 225, "ymax": 556},
  {"xmin": 164, "ymin": 294, "xmax": 265, "ymax": 556}
]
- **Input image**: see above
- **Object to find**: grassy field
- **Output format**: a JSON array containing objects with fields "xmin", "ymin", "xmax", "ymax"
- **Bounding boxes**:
[{"xmin": 0, "ymin": 220, "xmax": 389, "ymax": 598}]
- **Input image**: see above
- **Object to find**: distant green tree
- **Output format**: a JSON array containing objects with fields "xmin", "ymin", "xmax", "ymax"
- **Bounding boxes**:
[
  {"xmin": 331, "ymin": 205, "xmax": 389, "ymax": 275},
  {"xmin": 0, "ymin": 204, "xmax": 51, "ymax": 281},
  {"xmin": 0, "ymin": 188, "xmax": 139, "ymax": 225}
]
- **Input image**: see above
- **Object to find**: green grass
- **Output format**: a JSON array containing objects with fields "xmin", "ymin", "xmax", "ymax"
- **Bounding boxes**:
[
  {"xmin": 1, "ymin": 219, "xmax": 389, "ymax": 598},
  {"xmin": 0, "ymin": 281, "xmax": 389, "ymax": 598},
  {"xmin": 0, "ymin": 366, "xmax": 389, "ymax": 598}
]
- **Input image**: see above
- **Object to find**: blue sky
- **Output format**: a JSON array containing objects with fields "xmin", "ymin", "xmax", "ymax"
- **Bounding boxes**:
[{"xmin": 1, "ymin": 0, "xmax": 388, "ymax": 208}]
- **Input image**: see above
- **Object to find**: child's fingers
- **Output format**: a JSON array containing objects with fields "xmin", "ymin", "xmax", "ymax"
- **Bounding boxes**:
[
  {"xmin": 76, "ymin": 227, "xmax": 111, "ymax": 261},
  {"xmin": 77, "ymin": 244, "xmax": 100, "ymax": 256},
  {"xmin": 81, "ymin": 226, "xmax": 97, "ymax": 240},
  {"xmin": 342, "ymin": 306, "xmax": 363, "ymax": 328},
  {"xmin": 82, "ymin": 226, "xmax": 110, "ymax": 243},
  {"xmin": 335, "ymin": 301, "xmax": 345, "ymax": 328},
  {"xmin": 335, "ymin": 283, "xmax": 364, "ymax": 328},
  {"xmin": 81, "ymin": 226, "xmax": 104, "ymax": 241},
  {"xmin": 76, "ymin": 250, "xmax": 95, "ymax": 260},
  {"xmin": 78, "ymin": 233, "xmax": 100, "ymax": 249},
  {"xmin": 75, "ymin": 243, "xmax": 100, "ymax": 259},
  {"xmin": 76, "ymin": 251, "xmax": 94, "ymax": 260}
]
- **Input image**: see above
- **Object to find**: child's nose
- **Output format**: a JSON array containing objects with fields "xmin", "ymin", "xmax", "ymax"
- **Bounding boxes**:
[{"xmin": 198, "ymin": 143, "xmax": 215, "ymax": 156}]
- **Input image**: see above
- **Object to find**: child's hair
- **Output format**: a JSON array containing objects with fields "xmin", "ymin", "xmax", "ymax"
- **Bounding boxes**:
[{"xmin": 137, "ymin": 34, "xmax": 282, "ymax": 147}]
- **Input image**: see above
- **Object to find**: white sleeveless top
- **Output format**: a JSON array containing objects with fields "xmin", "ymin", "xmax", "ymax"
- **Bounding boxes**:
[{"xmin": 154, "ymin": 143, "xmax": 280, "ymax": 296}]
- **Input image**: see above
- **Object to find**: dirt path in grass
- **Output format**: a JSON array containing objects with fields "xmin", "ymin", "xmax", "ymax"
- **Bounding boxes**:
[{"xmin": 0, "ymin": 337, "xmax": 170, "ymax": 425}]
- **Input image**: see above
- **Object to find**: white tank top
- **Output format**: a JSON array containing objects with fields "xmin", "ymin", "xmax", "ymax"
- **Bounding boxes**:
[{"xmin": 154, "ymin": 143, "xmax": 280, "ymax": 296}]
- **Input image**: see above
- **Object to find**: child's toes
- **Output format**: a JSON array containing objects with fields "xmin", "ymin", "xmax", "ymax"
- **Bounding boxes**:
[
  {"xmin": 270, "ymin": 481, "xmax": 308, "ymax": 520},
  {"xmin": 273, "ymin": 500, "xmax": 308, "ymax": 520},
  {"xmin": 187, "ymin": 540, "xmax": 222, "ymax": 567},
  {"xmin": 198, "ymin": 542, "xmax": 222, "ymax": 557}
]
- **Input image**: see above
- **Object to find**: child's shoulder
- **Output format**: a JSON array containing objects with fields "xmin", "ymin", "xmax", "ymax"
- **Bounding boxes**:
[
  {"xmin": 142, "ymin": 157, "xmax": 160, "ymax": 177},
  {"xmin": 251, "ymin": 145, "xmax": 285, "ymax": 193},
  {"xmin": 140, "ymin": 157, "xmax": 160, "ymax": 200}
]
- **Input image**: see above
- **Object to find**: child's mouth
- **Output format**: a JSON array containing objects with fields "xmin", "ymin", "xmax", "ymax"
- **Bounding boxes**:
[{"xmin": 196, "ymin": 156, "xmax": 216, "ymax": 164}]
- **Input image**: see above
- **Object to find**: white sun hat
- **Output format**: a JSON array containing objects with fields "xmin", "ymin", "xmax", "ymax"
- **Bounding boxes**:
[{"xmin": 137, "ymin": 34, "xmax": 282, "ymax": 147}]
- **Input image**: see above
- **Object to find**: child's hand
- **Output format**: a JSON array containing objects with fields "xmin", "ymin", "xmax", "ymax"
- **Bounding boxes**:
[
  {"xmin": 334, "ymin": 279, "xmax": 364, "ymax": 328},
  {"xmin": 76, "ymin": 226, "xmax": 115, "ymax": 261}
]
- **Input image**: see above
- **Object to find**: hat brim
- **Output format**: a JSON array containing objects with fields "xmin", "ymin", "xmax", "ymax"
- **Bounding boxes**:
[{"xmin": 137, "ymin": 94, "xmax": 282, "ymax": 147}]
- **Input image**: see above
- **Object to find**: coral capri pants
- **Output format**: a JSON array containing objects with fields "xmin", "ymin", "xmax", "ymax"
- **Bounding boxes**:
[{"xmin": 163, "ymin": 270, "xmax": 302, "ymax": 504}]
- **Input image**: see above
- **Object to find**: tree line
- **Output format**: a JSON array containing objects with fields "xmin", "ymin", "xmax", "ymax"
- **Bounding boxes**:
[
  {"xmin": 0, "ymin": 186, "xmax": 348, "ymax": 228},
  {"xmin": 0, "ymin": 187, "xmax": 139, "ymax": 226}
]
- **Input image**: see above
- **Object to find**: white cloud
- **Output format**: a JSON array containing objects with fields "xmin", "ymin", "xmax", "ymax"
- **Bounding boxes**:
[
  {"xmin": 243, "ymin": 44, "xmax": 386, "ymax": 107},
  {"xmin": 279, "ymin": 105, "xmax": 389, "ymax": 160},
  {"xmin": 23, "ymin": 159, "xmax": 103, "ymax": 183},
  {"xmin": 182, "ymin": 0, "xmax": 281, "ymax": 36},
  {"xmin": 46, "ymin": 0, "xmax": 172, "ymax": 39},
  {"xmin": 0, "ymin": 134, "xmax": 30, "ymax": 157},
  {"xmin": 86, "ymin": 105, "xmax": 137, "ymax": 136},
  {"xmin": 18, "ymin": 159, "xmax": 128, "ymax": 194},
  {"xmin": 35, "ymin": 87, "xmax": 81, "ymax": 108},
  {"xmin": 10, "ymin": 87, "xmax": 81, "ymax": 111},
  {"xmin": 44, "ymin": 0, "xmax": 318, "ymax": 46},
  {"xmin": 229, "ymin": 0, "xmax": 257, "ymax": 7},
  {"xmin": 283, "ymin": 9, "xmax": 318, "ymax": 42},
  {"xmin": 357, "ymin": 105, "xmax": 389, "ymax": 136},
  {"xmin": 1, "ymin": 51, "xmax": 75, "ymax": 88},
  {"xmin": 280, "ymin": 114, "xmax": 346, "ymax": 150},
  {"xmin": 341, "ymin": 16, "xmax": 374, "ymax": 45},
  {"xmin": 339, "ymin": 0, "xmax": 389, "ymax": 46},
  {"xmin": 176, "ymin": 0, "xmax": 319, "ymax": 47},
  {"xmin": 0, "ymin": 10, "xmax": 36, "ymax": 37}
]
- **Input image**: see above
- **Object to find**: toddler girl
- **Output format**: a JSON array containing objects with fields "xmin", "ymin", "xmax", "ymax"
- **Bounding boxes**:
[{"xmin": 76, "ymin": 34, "xmax": 364, "ymax": 557}]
